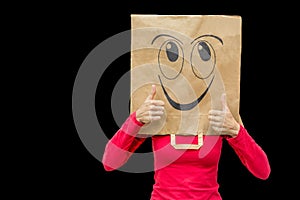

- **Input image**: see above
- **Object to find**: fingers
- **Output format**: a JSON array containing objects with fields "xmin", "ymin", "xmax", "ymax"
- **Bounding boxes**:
[
  {"xmin": 149, "ymin": 115, "xmax": 162, "ymax": 121},
  {"xmin": 146, "ymin": 84, "xmax": 157, "ymax": 101},
  {"xmin": 208, "ymin": 109, "xmax": 225, "ymax": 116},
  {"xmin": 148, "ymin": 110, "xmax": 164, "ymax": 121},
  {"xmin": 208, "ymin": 93, "xmax": 240, "ymax": 136},
  {"xmin": 208, "ymin": 114, "xmax": 224, "ymax": 123},
  {"xmin": 208, "ymin": 110, "xmax": 226, "ymax": 123},
  {"xmin": 221, "ymin": 93, "xmax": 229, "ymax": 112},
  {"xmin": 210, "ymin": 126, "xmax": 225, "ymax": 133},
  {"xmin": 149, "ymin": 110, "xmax": 164, "ymax": 116},
  {"xmin": 137, "ymin": 84, "xmax": 165, "ymax": 124},
  {"xmin": 221, "ymin": 92, "xmax": 226, "ymax": 108},
  {"xmin": 137, "ymin": 106, "xmax": 164, "ymax": 124},
  {"xmin": 151, "ymin": 84, "xmax": 156, "ymax": 100},
  {"xmin": 208, "ymin": 110, "xmax": 225, "ymax": 129},
  {"xmin": 208, "ymin": 114, "xmax": 226, "ymax": 135},
  {"xmin": 147, "ymin": 103, "xmax": 164, "ymax": 121},
  {"xmin": 209, "ymin": 119, "xmax": 224, "ymax": 127},
  {"xmin": 143, "ymin": 115, "xmax": 162, "ymax": 122},
  {"xmin": 149, "ymin": 105, "xmax": 164, "ymax": 111},
  {"xmin": 147, "ymin": 100, "xmax": 165, "ymax": 106}
]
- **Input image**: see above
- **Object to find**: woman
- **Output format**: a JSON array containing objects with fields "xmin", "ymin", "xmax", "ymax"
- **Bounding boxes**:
[{"xmin": 102, "ymin": 85, "xmax": 271, "ymax": 200}]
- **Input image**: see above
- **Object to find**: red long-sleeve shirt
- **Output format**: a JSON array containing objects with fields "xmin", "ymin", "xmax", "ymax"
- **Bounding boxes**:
[{"xmin": 102, "ymin": 112, "xmax": 271, "ymax": 200}]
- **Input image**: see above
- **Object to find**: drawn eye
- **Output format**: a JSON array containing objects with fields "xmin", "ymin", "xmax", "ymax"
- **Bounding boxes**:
[
  {"xmin": 198, "ymin": 41, "xmax": 211, "ymax": 61},
  {"xmin": 190, "ymin": 40, "xmax": 215, "ymax": 79},
  {"xmin": 158, "ymin": 39, "xmax": 184, "ymax": 80},
  {"xmin": 166, "ymin": 41, "xmax": 179, "ymax": 62}
]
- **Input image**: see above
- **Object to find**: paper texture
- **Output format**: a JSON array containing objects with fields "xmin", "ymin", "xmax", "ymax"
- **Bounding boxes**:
[{"xmin": 130, "ymin": 14, "xmax": 242, "ymax": 136}]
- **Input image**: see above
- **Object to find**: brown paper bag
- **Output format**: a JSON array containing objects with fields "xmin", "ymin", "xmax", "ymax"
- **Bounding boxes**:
[{"xmin": 130, "ymin": 14, "xmax": 242, "ymax": 138}]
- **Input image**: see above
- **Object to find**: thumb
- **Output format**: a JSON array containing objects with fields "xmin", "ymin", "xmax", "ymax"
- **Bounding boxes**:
[
  {"xmin": 146, "ymin": 84, "xmax": 156, "ymax": 100},
  {"xmin": 221, "ymin": 93, "xmax": 228, "ymax": 111}
]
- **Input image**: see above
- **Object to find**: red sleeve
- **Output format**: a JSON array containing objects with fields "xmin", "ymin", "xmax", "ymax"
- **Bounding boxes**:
[
  {"xmin": 225, "ymin": 125, "xmax": 271, "ymax": 180},
  {"xmin": 101, "ymin": 112, "xmax": 146, "ymax": 171}
]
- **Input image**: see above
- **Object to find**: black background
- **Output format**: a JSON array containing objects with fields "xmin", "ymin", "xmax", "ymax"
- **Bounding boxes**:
[{"xmin": 12, "ymin": 1, "xmax": 297, "ymax": 199}]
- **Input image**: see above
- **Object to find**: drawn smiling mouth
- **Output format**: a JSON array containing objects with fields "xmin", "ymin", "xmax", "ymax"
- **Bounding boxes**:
[{"xmin": 158, "ymin": 75, "xmax": 214, "ymax": 111}]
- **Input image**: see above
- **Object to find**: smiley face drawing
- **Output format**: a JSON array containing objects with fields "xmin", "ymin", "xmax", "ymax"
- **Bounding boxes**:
[
  {"xmin": 152, "ymin": 33, "xmax": 223, "ymax": 111},
  {"xmin": 130, "ymin": 15, "xmax": 242, "ymax": 136}
]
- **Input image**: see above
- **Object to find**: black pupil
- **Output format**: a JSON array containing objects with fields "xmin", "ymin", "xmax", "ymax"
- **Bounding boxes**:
[
  {"xmin": 166, "ymin": 41, "xmax": 179, "ymax": 62},
  {"xmin": 198, "ymin": 42, "xmax": 211, "ymax": 61}
]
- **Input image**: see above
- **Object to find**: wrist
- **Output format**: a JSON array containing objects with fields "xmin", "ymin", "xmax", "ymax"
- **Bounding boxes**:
[
  {"xmin": 133, "ymin": 111, "xmax": 145, "ymax": 126},
  {"xmin": 231, "ymin": 123, "xmax": 240, "ymax": 138},
  {"xmin": 136, "ymin": 117, "xmax": 145, "ymax": 124}
]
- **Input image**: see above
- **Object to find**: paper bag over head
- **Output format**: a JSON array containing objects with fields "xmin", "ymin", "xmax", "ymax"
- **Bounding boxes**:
[{"xmin": 130, "ymin": 15, "xmax": 242, "ymax": 136}]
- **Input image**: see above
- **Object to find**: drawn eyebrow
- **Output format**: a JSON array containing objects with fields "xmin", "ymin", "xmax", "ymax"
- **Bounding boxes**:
[
  {"xmin": 191, "ymin": 34, "xmax": 223, "ymax": 45},
  {"xmin": 151, "ymin": 34, "xmax": 183, "ymax": 45}
]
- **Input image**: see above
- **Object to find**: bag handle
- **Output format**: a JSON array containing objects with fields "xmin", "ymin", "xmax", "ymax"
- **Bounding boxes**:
[{"xmin": 170, "ymin": 133, "xmax": 203, "ymax": 149}]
